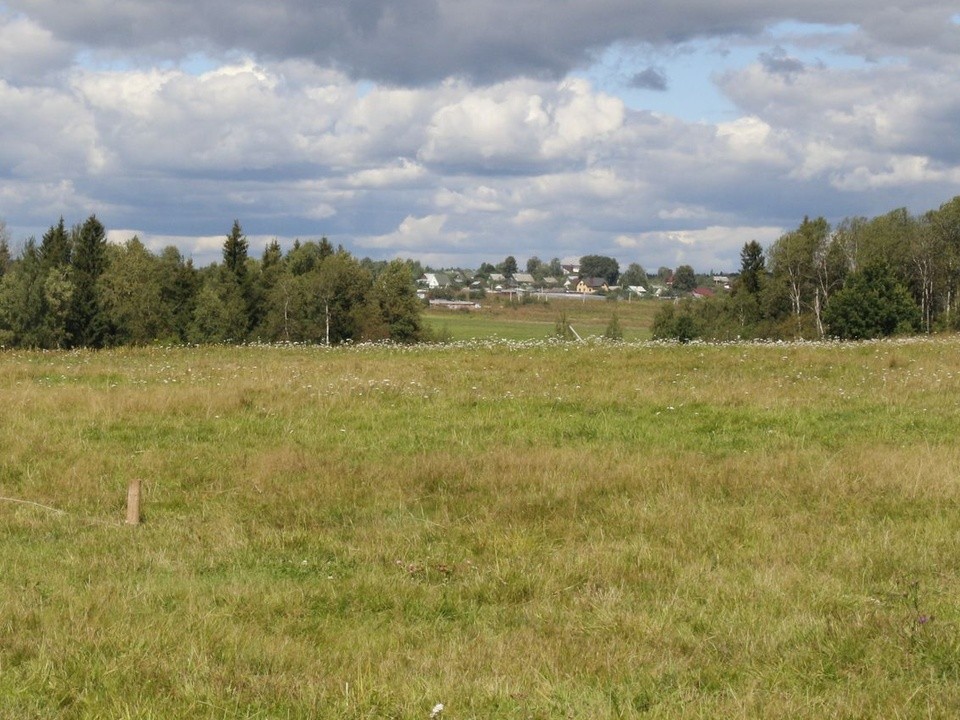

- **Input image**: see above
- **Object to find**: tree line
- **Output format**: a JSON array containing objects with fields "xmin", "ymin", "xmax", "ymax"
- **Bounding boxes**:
[
  {"xmin": 0, "ymin": 218, "xmax": 426, "ymax": 348},
  {"xmin": 653, "ymin": 196, "xmax": 960, "ymax": 341}
]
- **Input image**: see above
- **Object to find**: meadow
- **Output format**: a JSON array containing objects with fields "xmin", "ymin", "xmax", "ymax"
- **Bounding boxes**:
[
  {"xmin": 2, "ymin": 336, "xmax": 960, "ymax": 718},
  {"xmin": 422, "ymin": 295, "xmax": 660, "ymax": 341}
]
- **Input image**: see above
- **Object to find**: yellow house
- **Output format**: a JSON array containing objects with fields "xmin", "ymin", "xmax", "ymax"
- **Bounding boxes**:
[{"xmin": 575, "ymin": 277, "xmax": 609, "ymax": 294}]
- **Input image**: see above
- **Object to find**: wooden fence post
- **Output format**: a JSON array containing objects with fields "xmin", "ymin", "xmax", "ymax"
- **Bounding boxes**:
[{"xmin": 126, "ymin": 479, "xmax": 141, "ymax": 525}]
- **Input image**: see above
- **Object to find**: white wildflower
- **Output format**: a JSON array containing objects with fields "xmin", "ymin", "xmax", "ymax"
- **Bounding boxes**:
[{"xmin": 430, "ymin": 703, "xmax": 444, "ymax": 718}]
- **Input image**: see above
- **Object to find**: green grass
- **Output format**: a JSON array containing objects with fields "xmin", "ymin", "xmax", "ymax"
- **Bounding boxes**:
[
  {"xmin": 2, "ymin": 338, "xmax": 960, "ymax": 718},
  {"xmin": 423, "ymin": 296, "xmax": 659, "ymax": 341}
]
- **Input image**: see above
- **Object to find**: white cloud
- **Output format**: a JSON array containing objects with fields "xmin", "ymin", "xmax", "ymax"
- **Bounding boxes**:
[
  {"xmin": 0, "ymin": 14, "xmax": 72, "ymax": 83},
  {"xmin": 831, "ymin": 156, "xmax": 960, "ymax": 191},
  {"xmin": 0, "ymin": 80, "xmax": 103, "ymax": 178},
  {"xmin": 434, "ymin": 186, "xmax": 504, "ymax": 213},
  {"xmin": 357, "ymin": 214, "xmax": 467, "ymax": 252},
  {"xmin": 419, "ymin": 78, "xmax": 625, "ymax": 170},
  {"xmin": 615, "ymin": 226, "xmax": 784, "ymax": 270},
  {"xmin": 715, "ymin": 116, "xmax": 786, "ymax": 164},
  {"xmin": 1, "ymin": 2, "xmax": 959, "ymax": 272},
  {"xmin": 346, "ymin": 158, "xmax": 427, "ymax": 188},
  {"xmin": 512, "ymin": 209, "xmax": 551, "ymax": 225}
]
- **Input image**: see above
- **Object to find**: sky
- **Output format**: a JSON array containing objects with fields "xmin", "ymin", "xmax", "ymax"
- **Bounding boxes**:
[{"xmin": 1, "ymin": 2, "xmax": 959, "ymax": 271}]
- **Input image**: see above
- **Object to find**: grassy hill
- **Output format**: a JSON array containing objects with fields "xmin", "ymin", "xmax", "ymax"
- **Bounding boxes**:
[{"xmin": 2, "ymin": 338, "xmax": 959, "ymax": 717}]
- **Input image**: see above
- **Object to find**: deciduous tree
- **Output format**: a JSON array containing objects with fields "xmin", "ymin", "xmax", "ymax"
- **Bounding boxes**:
[
  {"xmin": 370, "ymin": 259, "xmax": 423, "ymax": 343},
  {"xmin": 499, "ymin": 255, "xmax": 518, "ymax": 277},
  {"xmin": 98, "ymin": 237, "xmax": 172, "ymax": 344},
  {"xmin": 580, "ymin": 255, "xmax": 620, "ymax": 285},
  {"xmin": 620, "ymin": 262, "xmax": 647, "ymax": 288},
  {"xmin": 672, "ymin": 264, "xmax": 696, "ymax": 292}
]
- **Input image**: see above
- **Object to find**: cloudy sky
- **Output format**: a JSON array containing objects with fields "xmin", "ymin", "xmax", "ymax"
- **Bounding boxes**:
[{"xmin": 1, "ymin": 1, "xmax": 959, "ymax": 270}]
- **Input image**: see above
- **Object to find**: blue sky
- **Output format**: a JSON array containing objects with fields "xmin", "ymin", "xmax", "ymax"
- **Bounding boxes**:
[
  {"xmin": 1, "ymin": 2, "xmax": 959, "ymax": 271},
  {"xmin": 579, "ymin": 22, "xmax": 878, "ymax": 123}
]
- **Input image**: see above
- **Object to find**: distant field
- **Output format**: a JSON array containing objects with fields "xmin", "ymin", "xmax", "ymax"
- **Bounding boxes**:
[
  {"xmin": 2, "ymin": 338, "xmax": 960, "ymax": 718},
  {"xmin": 423, "ymin": 295, "xmax": 661, "ymax": 341}
]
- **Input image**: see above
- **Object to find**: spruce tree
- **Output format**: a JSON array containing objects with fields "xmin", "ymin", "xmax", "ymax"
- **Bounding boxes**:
[
  {"xmin": 67, "ymin": 215, "xmax": 108, "ymax": 347},
  {"xmin": 737, "ymin": 241, "xmax": 766, "ymax": 295},
  {"xmin": 0, "ymin": 219, "xmax": 11, "ymax": 278},
  {"xmin": 223, "ymin": 220, "xmax": 248, "ymax": 279},
  {"xmin": 40, "ymin": 217, "xmax": 71, "ymax": 269},
  {"xmin": 157, "ymin": 246, "xmax": 199, "ymax": 342},
  {"xmin": 0, "ymin": 235, "xmax": 10, "ymax": 279},
  {"xmin": 220, "ymin": 220, "xmax": 254, "ymax": 338}
]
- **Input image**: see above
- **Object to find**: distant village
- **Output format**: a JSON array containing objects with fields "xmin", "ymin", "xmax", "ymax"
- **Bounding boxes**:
[{"xmin": 416, "ymin": 257, "xmax": 733, "ymax": 309}]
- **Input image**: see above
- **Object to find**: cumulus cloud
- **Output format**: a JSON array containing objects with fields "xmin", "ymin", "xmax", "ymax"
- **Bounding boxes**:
[
  {"xmin": 5, "ymin": 0, "xmax": 959, "ymax": 84},
  {"xmin": 346, "ymin": 159, "xmax": 427, "ymax": 189},
  {"xmin": 615, "ymin": 226, "xmax": 785, "ymax": 271},
  {"xmin": 718, "ymin": 56, "xmax": 960, "ymax": 183},
  {"xmin": 2, "ymin": 1, "xmax": 960, "ymax": 271},
  {"xmin": 357, "ymin": 214, "xmax": 467, "ymax": 252},
  {"xmin": 0, "ymin": 14, "xmax": 73, "ymax": 84}
]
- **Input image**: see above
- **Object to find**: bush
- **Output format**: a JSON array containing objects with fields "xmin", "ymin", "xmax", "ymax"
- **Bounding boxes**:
[
  {"xmin": 823, "ymin": 262, "xmax": 920, "ymax": 340},
  {"xmin": 651, "ymin": 301, "xmax": 704, "ymax": 342},
  {"xmin": 604, "ymin": 313, "xmax": 623, "ymax": 340}
]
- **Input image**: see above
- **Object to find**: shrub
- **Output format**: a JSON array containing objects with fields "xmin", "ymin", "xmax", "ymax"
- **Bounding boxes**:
[{"xmin": 824, "ymin": 262, "xmax": 921, "ymax": 340}]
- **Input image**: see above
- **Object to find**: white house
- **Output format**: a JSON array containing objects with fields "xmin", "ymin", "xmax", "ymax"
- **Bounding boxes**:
[{"xmin": 421, "ymin": 272, "xmax": 453, "ymax": 289}]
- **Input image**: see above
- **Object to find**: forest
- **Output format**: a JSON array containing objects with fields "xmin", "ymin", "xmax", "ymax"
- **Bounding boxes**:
[
  {"xmin": 4, "ymin": 196, "xmax": 960, "ymax": 348},
  {"xmin": 653, "ymin": 196, "xmax": 960, "ymax": 341},
  {"xmin": 0, "ymin": 219, "xmax": 426, "ymax": 349}
]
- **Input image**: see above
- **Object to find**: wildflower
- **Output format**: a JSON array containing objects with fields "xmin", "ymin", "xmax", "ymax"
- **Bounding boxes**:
[{"xmin": 430, "ymin": 703, "xmax": 444, "ymax": 718}]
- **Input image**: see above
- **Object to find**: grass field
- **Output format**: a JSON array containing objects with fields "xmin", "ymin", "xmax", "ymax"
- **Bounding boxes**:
[
  {"xmin": 423, "ymin": 296, "xmax": 660, "ymax": 341},
  {"xmin": 2, "ymin": 337, "xmax": 960, "ymax": 718}
]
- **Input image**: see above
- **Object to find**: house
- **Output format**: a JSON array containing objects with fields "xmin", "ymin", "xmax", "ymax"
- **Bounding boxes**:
[
  {"xmin": 561, "ymin": 263, "xmax": 581, "ymax": 275},
  {"xmin": 627, "ymin": 285, "xmax": 647, "ymax": 297},
  {"xmin": 692, "ymin": 286, "xmax": 715, "ymax": 299},
  {"xmin": 512, "ymin": 272, "xmax": 536, "ymax": 287},
  {"xmin": 541, "ymin": 276, "xmax": 559, "ymax": 287},
  {"xmin": 575, "ymin": 277, "xmax": 609, "ymax": 294},
  {"xmin": 421, "ymin": 272, "xmax": 453, "ymax": 289}
]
